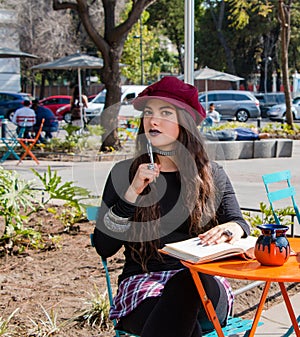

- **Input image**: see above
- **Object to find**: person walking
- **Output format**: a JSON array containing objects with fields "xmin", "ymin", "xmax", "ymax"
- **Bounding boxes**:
[{"xmin": 93, "ymin": 77, "xmax": 250, "ymax": 337}]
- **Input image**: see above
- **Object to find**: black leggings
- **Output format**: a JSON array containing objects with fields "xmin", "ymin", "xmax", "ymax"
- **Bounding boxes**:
[{"xmin": 116, "ymin": 269, "xmax": 229, "ymax": 337}]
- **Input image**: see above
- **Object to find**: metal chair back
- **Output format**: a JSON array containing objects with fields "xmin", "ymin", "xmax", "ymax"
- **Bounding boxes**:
[{"xmin": 262, "ymin": 170, "xmax": 300, "ymax": 236}]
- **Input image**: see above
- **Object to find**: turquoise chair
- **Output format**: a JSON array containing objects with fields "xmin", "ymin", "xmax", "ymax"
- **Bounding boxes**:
[
  {"xmin": 87, "ymin": 206, "xmax": 261, "ymax": 337},
  {"xmin": 262, "ymin": 170, "xmax": 300, "ymax": 237}
]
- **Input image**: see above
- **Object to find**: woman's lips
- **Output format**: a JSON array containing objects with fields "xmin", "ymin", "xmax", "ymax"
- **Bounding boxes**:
[{"xmin": 149, "ymin": 129, "xmax": 161, "ymax": 136}]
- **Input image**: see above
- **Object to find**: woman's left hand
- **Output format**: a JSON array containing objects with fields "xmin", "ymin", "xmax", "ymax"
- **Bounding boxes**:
[{"xmin": 198, "ymin": 222, "xmax": 244, "ymax": 245}]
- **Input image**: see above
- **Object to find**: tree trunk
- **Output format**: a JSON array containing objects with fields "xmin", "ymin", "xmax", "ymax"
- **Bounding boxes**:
[
  {"xmin": 53, "ymin": 0, "xmax": 156, "ymax": 151},
  {"xmin": 278, "ymin": 0, "xmax": 293, "ymax": 127}
]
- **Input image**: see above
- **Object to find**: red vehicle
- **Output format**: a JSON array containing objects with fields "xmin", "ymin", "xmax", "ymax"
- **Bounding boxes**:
[
  {"xmin": 39, "ymin": 95, "xmax": 71, "ymax": 121},
  {"xmin": 55, "ymin": 94, "xmax": 97, "ymax": 123}
]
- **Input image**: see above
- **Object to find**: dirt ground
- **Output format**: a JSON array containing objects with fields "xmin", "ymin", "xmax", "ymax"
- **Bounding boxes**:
[{"xmin": 1, "ymin": 209, "xmax": 300, "ymax": 337}]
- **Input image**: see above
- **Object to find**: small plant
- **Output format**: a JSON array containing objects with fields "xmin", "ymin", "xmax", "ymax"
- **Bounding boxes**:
[
  {"xmin": 31, "ymin": 166, "xmax": 93, "ymax": 212},
  {"xmin": 243, "ymin": 202, "xmax": 295, "ymax": 235},
  {"xmin": 70, "ymin": 284, "xmax": 111, "ymax": 330},
  {"xmin": 0, "ymin": 308, "xmax": 19, "ymax": 336},
  {"xmin": 28, "ymin": 306, "xmax": 68, "ymax": 337}
]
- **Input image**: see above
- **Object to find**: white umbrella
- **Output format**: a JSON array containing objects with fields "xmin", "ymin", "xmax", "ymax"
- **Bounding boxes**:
[
  {"xmin": 31, "ymin": 53, "xmax": 104, "ymax": 127},
  {"xmin": 178, "ymin": 67, "xmax": 244, "ymax": 110},
  {"xmin": 0, "ymin": 47, "xmax": 38, "ymax": 59},
  {"xmin": 194, "ymin": 67, "xmax": 244, "ymax": 110}
]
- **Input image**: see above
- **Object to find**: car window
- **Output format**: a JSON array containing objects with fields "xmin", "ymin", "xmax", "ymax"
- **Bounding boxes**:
[
  {"xmin": 58, "ymin": 98, "xmax": 70, "ymax": 104},
  {"xmin": 293, "ymin": 97, "xmax": 300, "ymax": 104},
  {"xmin": 216, "ymin": 93, "xmax": 234, "ymax": 100},
  {"xmin": 93, "ymin": 91, "xmax": 106, "ymax": 104},
  {"xmin": 124, "ymin": 93, "xmax": 136, "ymax": 100},
  {"xmin": 233, "ymin": 94, "xmax": 251, "ymax": 101}
]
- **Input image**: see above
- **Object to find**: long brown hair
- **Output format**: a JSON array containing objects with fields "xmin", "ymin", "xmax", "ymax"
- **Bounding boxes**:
[{"xmin": 129, "ymin": 108, "xmax": 216, "ymax": 270}]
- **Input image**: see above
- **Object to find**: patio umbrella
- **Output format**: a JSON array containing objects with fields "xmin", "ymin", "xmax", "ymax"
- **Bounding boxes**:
[
  {"xmin": 194, "ymin": 67, "xmax": 244, "ymax": 110},
  {"xmin": 178, "ymin": 66, "xmax": 244, "ymax": 110},
  {"xmin": 0, "ymin": 47, "xmax": 38, "ymax": 59},
  {"xmin": 31, "ymin": 53, "xmax": 104, "ymax": 127}
]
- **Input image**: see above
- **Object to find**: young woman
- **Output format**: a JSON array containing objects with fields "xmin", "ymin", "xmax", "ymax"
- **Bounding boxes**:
[
  {"xmin": 70, "ymin": 85, "xmax": 88, "ymax": 127},
  {"xmin": 93, "ymin": 77, "xmax": 250, "ymax": 337}
]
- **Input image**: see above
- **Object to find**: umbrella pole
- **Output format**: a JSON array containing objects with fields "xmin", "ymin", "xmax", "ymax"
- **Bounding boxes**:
[
  {"xmin": 77, "ymin": 68, "xmax": 84, "ymax": 130},
  {"xmin": 205, "ymin": 80, "xmax": 208, "ymax": 111}
]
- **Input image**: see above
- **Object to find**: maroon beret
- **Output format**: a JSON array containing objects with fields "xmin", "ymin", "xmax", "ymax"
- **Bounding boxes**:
[{"xmin": 133, "ymin": 76, "xmax": 206, "ymax": 125}]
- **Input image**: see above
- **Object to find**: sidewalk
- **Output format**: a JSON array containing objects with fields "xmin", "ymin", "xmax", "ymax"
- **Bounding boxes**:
[{"xmin": 244, "ymin": 291, "xmax": 300, "ymax": 337}]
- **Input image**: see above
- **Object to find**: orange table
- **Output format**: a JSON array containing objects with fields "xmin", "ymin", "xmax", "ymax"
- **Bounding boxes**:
[{"xmin": 181, "ymin": 237, "xmax": 300, "ymax": 337}]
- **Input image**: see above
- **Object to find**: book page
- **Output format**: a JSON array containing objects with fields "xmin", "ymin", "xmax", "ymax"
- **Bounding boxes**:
[{"xmin": 162, "ymin": 236, "xmax": 257, "ymax": 262}]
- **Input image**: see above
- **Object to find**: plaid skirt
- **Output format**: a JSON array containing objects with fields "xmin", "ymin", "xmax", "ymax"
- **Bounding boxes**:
[{"xmin": 109, "ymin": 269, "xmax": 234, "ymax": 320}]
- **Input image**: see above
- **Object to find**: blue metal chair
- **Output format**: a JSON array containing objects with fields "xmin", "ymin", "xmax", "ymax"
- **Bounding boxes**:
[
  {"xmin": 87, "ymin": 206, "xmax": 261, "ymax": 337},
  {"xmin": 262, "ymin": 170, "xmax": 300, "ymax": 237},
  {"xmin": 0, "ymin": 124, "xmax": 26, "ymax": 163}
]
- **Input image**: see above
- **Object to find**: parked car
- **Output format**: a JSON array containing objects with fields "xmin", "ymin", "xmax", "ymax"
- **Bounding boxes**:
[
  {"xmin": 253, "ymin": 92, "xmax": 285, "ymax": 117},
  {"xmin": 267, "ymin": 97, "xmax": 300, "ymax": 120},
  {"xmin": 0, "ymin": 91, "xmax": 34, "ymax": 121},
  {"xmin": 85, "ymin": 85, "xmax": 147, "ymax": 120},
  {"xmin": 55, "ymin": 94, "xmax": 100, "ymax": 123},
  {"xmin": 198, "ymin": 90, "xmax": 261, "ymax": 122},
  {"xmin": 39, "ymin": 95, "xmax": 71, "ymax": 115}
]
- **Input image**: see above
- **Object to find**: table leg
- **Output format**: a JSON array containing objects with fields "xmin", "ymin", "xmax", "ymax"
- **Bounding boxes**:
[
  {"xmin": 279, "ymin": 282, "xmax": 300, "ymax": 337},
  {"xmin": 189, "ymin": 269, "xmax": 225, "ymax": 337},
  {"xmin": 247, "ymin": 281, "xmax": 271, "ymax": 337}
]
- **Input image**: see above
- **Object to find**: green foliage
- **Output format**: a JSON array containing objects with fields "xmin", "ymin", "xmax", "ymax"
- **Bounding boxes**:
[
  {"xmin": 210, "ymin": 121, "xmax": 300, "ymax": 139},
  {"xmin": 0, "ymin": 308, "xmax": 19, "ymax": 336},
  {"xmin": 70, "ymin": 285, "xmax": 111, "ymax": 330},
  {"xmin": 31, "ymin": 166, "xmax": 93, "ymax": 211},
  {"xmin": 28, "ymin": 306, "xmax": 68, "ymax": 336},
  {"xmin": 0, "ymin": 165, "xmax": 94, "ymax": 255},
  {"xmin": 243, "ymin": 202, "xmax": 296, "ymax": 236},
  {"xmin": 0, "ymin": 167, "xmax": 39, "ymax": 228},
  {"xmin": 225, "ymin": 0, "xmax": 273, "ymax": 29},
  {"xmin": 44, "ymin": 124, "xmax": 104, "ymax": 153},
  {"xmin": 121, "ymin": 8, "xmax": 162, "ymax": 84}
]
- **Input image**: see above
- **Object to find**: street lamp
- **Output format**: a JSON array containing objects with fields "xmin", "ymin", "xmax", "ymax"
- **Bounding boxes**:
[{"xmin": 264, "ymin": 56, "xmax": 272, "ymax": 93}]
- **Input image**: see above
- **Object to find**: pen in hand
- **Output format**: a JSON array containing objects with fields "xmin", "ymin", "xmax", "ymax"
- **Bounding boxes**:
[
  {"xmin": 147, "ymin": 139, "xmax": 156, "ymax": 183},
  {"xmin": 147, "ymin": 139, "xmax": 155, "ymax": 171}
]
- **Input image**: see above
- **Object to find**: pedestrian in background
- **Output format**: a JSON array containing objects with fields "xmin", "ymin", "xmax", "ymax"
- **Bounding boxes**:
[{"xmin": 70, "ymin": 85, "xmax": 88, "ymax": 127}]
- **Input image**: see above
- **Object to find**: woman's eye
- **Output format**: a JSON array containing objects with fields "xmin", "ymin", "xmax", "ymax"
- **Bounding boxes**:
[
  {"xmin": 143, "ymin": 110, "xmax": 152, "ymax": 116},
  {"xmin": 161, "ymin": 110, "xmax": 173, "ymax": 117}
]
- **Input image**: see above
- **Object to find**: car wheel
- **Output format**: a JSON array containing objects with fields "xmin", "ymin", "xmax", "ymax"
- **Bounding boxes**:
[
  {"xmin": 64, "ymin": 112, "xmax": 72, "ymax": 124},
  {"xmin": 236, "ymin": 110, "xmax": 249, "ymax": 122}
]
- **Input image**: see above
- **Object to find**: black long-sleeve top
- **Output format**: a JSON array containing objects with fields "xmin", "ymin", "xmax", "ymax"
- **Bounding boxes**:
[{"xmin": 93, "ymin": 159, "xmax": 250, "ymax": 284}]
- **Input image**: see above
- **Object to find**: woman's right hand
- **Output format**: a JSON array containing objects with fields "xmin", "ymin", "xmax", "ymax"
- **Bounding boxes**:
[{"xmin": 124, "ymin": 163, "xmax": 160, "ymax": 203}]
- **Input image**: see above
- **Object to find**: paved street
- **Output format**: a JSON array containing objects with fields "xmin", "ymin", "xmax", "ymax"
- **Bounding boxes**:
[{"xmin": 2, "ymin": 140, "xmax": 299, "ymax": 210}]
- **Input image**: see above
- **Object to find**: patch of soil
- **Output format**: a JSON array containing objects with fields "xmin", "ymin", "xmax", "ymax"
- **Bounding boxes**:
[{"xmin": 1, "ymin": 208, "xmax": 299, "ymax": 336}]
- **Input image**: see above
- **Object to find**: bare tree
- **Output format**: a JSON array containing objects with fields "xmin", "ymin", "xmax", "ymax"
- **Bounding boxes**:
[
  {"xmin": 278, "ymin": 0, "xmax": 293, "ymax": 126},
  {"xmin": 53, "ymin": 0, "xmax": 156, "ymax": 150},
  {"xmin": 0, "ymin": 0, "xmax": 80, "ymax": 95}
]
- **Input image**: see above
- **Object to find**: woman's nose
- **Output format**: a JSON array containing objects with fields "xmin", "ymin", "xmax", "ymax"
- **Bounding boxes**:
[{"xmin": 149, "ymin": 114, "xmax": 160, "ymax": 125}]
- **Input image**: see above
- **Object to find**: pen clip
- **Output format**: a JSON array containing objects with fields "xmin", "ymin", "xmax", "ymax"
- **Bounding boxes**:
[{"xmin": 147, "ymin": 139, "xmax": 155, "ymax": 170}]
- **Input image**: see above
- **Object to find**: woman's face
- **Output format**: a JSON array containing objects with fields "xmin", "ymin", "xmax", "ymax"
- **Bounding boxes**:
[{"xmin": 143, "ymin": 98, "xmax": 180, "ymax": 150}]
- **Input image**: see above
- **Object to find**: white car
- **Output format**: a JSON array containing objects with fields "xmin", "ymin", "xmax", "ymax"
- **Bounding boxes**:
[
  {"xmin": 267, "ymin": 97, "xmax": 300, "ymax": 120},
  {"xmin": 85, "ymin": 85, "xmax": 146, "ymax": 120}
]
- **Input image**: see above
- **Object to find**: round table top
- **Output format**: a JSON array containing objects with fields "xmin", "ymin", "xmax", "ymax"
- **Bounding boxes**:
[{"xmin": 181, "ymin": 238, "xmax": 300, "ymax": 282}]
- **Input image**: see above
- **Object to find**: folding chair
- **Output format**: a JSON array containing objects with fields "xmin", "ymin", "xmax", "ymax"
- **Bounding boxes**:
[
  {"xmin": 262, "ymin": 170, "xmax": 300, "ymax": 237},
  {"xmin": 87, "ymin": 206, "xmax": 259, "ymax": 337},
  {"xmin": 16, "ymin": 118, "xmax": 45, "ymax": 165},
  {"xmin": 0, "ymin": 125, "xmax": 26, "ymax": 163}
]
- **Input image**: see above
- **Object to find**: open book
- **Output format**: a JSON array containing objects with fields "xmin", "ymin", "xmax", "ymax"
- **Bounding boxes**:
[{"xmin": 160, "ymin": 235, "xmax": 257, "ymax": 264}]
